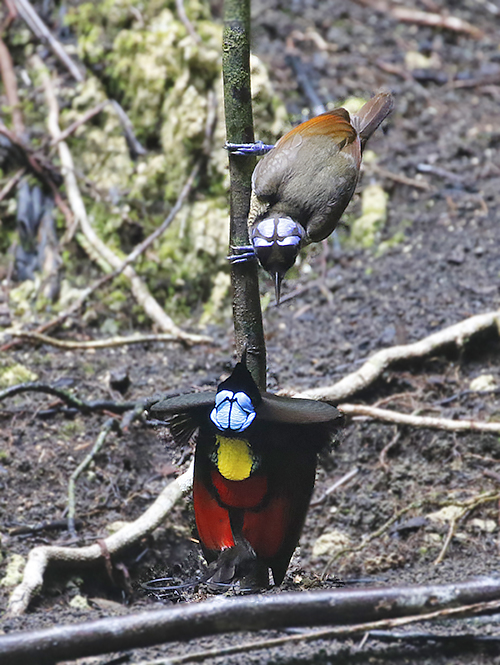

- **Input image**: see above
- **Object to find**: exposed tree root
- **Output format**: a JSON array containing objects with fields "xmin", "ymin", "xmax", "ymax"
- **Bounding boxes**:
[
  {"xmin": 296, "ymin": 310, "xmax": 500, "ymax": 402},
  {"xmin": 11, "ymin": 330, "xmax": 212, "ymax": 349},
  {"xmin": 7, "ymin": 463, "xmax": 193, "ymax": 616},
  {"xmin": 339, "ymin": 403, "xmax": 500, "ymax": 434}
]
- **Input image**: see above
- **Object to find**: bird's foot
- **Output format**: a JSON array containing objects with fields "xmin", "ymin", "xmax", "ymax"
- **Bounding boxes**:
[
  {"xmin": 225, "ymin": 141, "xmax": 275, "ymax": 156},
  {"xmin": 204, "ymin": 541, "xmax": 270, "ymax": 590},
  {"xmin": 227, "ymin": 244, "xmax": 256, "ymax": 264}
]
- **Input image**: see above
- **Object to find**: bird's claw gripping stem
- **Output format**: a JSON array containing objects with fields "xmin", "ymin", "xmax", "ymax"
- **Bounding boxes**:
[
  {"xmin": 225, "ymin": 141, "xmax": 275, "ymax": 156},
  {"xmin": 227, "ymin": 245, "xmax": 256, "ymax": 264}
]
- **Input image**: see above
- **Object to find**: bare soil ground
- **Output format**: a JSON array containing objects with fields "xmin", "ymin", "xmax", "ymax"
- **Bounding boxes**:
[{"xmin": 1, "ymin": 0, "xmax": 500, "ymax": 663}]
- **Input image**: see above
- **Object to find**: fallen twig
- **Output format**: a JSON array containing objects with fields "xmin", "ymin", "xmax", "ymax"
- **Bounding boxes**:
[
  {"xmin": 175, "ymin": 0, "xmax": 201, "ymax": 43},
  {"xmin": 111, "ymin": 100, "xmax": 147, "ymax": 159},
  {"xmin": 352, "ymin": 0, "xmax": 484, "ymax": 39},
  {"xmin": 369, "ymin": 164, "xmax": 432, "ymax": 191},
  {"xmin": 3, "ymin": 577, "xmax": 500, "ymax": 661},
  {"xmin": 433, "ymin": 492, "xmax": 500, "ymax": 565},
  {"xmin": 324, "ymin": 491, "xmax": 500, "ymax": 574},
  {"xmin": 296, "ymin": 310, "xmax": 500, "ymax": 401},
  {"xmin": 68, "ymin": 400, "xmax": 154, "ymax": 535},
  {"xmin": 433, "ymin": 510, "xmax": 464, "ymax": 566},
  {"xmin": 49, "ymin": 100, "xmax": 109, "ymax": 148},
  {"xmin": 0, "ymin": 0, "xmax": 18, "ymax": 33},
  {"xmin": 67, "ymin": 416, "xmax": 118, "ymax": 536},
  {"xmin": 0, "ymin": 36, "xmax": 24, "ymax": 135},
  {"xmin": 0, "ymin": 166, "xmax": 26, "ymax": 203},
  {"xmin": 285, "ymin": 52, "xmax": 326, "ymax": 116},
  {"xmin": 310, "ymin": 468, "xmax": 359, "ymax": 507},
  {"xmin": 7, "ymin": 462, "xmax": 194, "ymax": 615},
  {"xmin": 116, "ymin": 159, "xmax": 202, "ymax": 271},
  {"xmin": 391, "ymin": 7, "xmax": 484, "ymax": 39},
  {"xmin": 379, "ymin": 428, "xmax": 401, "ymax": 471},
  {"xmin": 338, "ymin": 403, "xmax": 500, "ymax": 434},
  {"xmin": 0, "ymin": 381, "xmax": 142, "ymax": 414},
  {"xmin": 13, "ymin": 0, "xmax": 84, "ymax": 81},
  {"xmin": 11, "ymin": 330, "xmax": 210, "ymax": 349},
  {"xmin": 450, "ymin": 72, "xmax": 500, "ymax": 89}
]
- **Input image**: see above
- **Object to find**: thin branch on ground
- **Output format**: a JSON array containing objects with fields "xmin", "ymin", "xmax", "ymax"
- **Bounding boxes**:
[
  {"xmin": 368, "ymin": 164, "xmax": 431, "ymax": 191},
  {"xmin": 110, "ymin": 100, "xmax": 147, "ymax": 159},
  {"xmin": 4, "ymin": 578, "xmax": 500, "ymax": 661},
  {"xmin": 0, "ymin": 0, "xmax": 18, "ymax": 34},
  {"xmin": 310, "ymin": 468, "xmax": 359, "ymax": 507},
  {"xmin": 0, "ymin": 381, "xmax": 143, "ymax": 414},
  {"xmin": 11, "ymin": 330, "xmax": 211, "ymax": 349},
  {"xmin": 0, "ymin": 166, "xmax": 26, "ymax": 204},
  {"xmin": 390, "ymin": 6, "xmax": 484, "ymax": 39},
  {"xmin": 49, "ymin": 100, "xmax": 109, "ymax": 148},
  {"xmin": 451, "ymin": 72, "xmax": 500, "ymax": 89},
  {"xmin": 67, "ymin": 417, "xmax": 118, "ymax": 536},
  {"xmin": 115, "ymin": 159, "xmax": 202, "ymax": 270},
  {"xmin": 13, "ymin": 0, "xmax": 84, "ymax": 81},
  {"xmin": 323, "ymin": 498, "xmax": 425, "ymax": 575},
  {"xmin": 339, "ymin": 403, "xmax": 500, "ymax": 434},
  {"xmin": 7, "ymin": 462, "xmax": 194, "ymax": 616},
  {"xmin": 433, "ymin": 492, "xmax": 500, "ymax": 565},
  {"xmin": 379, "ymin": 428, "xmax": 401, "ymax": 472},
  {"xmin": 295, "ymin": 310, "xmax": 500, "ymax": 401},
  {"xmin": 36, "ymin": 56, "xmax": 209, "ymax": 345},
  {"xmin": 0, "ymin": 36, "xmax": 24, "ymax": 135},
  {"xmin": 433, "ymin": 511, "xmax": 464, "ymax": 566},
  {"xmin": 352, "ymin": 0, "xmax": 483, "ymax": 39},
  {"xmin": 277, "ymin": 277, "xmax": 339, "ymax": 305},
  {"xmin": 175, "ymin": 0, "xmax": 201, "ymax": 43},
  {"xmin": 67, "ymin": 399, "xmax": 155, "ymax": 535},
  {"xmin": 324, "ymin": 491, "xmax": 500, "ymax": 574}
]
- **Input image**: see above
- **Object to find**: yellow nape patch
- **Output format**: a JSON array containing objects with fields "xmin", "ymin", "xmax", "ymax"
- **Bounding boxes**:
[{"xmin": 216, "ymin": 436, "xmax": 253, "ymax": 481}]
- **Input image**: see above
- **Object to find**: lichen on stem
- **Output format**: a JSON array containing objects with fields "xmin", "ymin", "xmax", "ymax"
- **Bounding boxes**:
[{"xmin": 222, "ymin": 0, "xmax": 266, "ymax": 390}]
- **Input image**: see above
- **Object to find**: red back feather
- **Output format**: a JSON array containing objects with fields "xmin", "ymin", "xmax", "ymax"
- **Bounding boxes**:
[{"xmin": 278, "ymin": 109, "xmax": 357, "ymax": 146}]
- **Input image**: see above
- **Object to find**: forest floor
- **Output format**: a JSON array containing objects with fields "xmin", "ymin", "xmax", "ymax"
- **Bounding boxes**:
[{"xmin": 1, "ymin": 0, "xmax": 500, "ymax": 663}]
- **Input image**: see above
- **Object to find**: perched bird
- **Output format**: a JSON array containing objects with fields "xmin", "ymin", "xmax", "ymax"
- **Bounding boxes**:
[
  {"xmin": 150, "ymin": 357, "xmax": 342, "ymax": 587},
  {"xmin": 227, "ymin": 92, "xmax": 394, "ymax": 302}
]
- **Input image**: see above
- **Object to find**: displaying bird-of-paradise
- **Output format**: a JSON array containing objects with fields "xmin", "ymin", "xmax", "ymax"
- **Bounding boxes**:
[{"xmin": 150, "ymin": 357, "xmax": 343, "ymax": 587}]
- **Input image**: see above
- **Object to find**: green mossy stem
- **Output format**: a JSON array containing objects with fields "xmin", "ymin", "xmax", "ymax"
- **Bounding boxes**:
[{"xmin": 222, "ymin": 0, "xmax": 266, "ymax": 390}]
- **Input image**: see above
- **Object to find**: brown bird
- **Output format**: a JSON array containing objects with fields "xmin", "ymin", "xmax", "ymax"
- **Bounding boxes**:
[{"xmin": 228, "ymin": 92, "xmax": 393, "ymax": 302}]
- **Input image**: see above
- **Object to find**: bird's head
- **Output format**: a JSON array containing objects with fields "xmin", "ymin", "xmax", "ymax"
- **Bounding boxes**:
[
  {"xmin": 210, "ymin": 357, "xmax": 261, "ymax": 433},
  {"xmin": 251, "ymin": 215, "xmax": 304, "ymax": 303}
]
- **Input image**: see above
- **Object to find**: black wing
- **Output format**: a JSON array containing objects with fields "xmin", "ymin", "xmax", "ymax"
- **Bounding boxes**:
[
  {"xmin": 149, "ymin": 392, "xmax": 216, "ymax": 445},
  {"xmin": 259, "ymin": 393, "xmax": 342, "ymax": 425}
]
